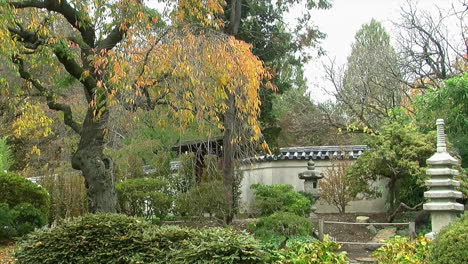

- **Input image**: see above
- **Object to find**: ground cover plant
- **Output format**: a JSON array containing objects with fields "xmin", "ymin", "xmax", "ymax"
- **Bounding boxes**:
[{"xmin": 373, "ymin": 236, "xmax": 429, "ymax": 264}]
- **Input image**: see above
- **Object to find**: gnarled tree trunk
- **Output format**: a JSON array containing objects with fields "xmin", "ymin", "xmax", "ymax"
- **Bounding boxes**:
[{"xmin": 72, "ymin": 108, "xmax": 117, "ymax": 213}]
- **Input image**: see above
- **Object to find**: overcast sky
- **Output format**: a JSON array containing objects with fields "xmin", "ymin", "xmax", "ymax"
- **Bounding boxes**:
[{"xmin": 305, "ymin": 0, "xmax": 464, "ymax": 102}]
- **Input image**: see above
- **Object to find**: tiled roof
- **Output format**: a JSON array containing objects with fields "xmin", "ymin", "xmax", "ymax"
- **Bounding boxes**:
[{"xmin": 245, "ymin": 145, "xmax": 368, "ymax": 162}]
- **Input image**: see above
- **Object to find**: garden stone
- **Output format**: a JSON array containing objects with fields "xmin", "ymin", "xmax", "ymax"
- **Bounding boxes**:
[
  {"xmin": 366, "ymin": 224, "xmax": 377, "ymax": 234},
  {"xmin": 371, "ymin": 227, "xmax": 396, "ymax": 243},
  {"xmin": 356, "ymin": 216, "xmax": 370, "ymax": 223}
]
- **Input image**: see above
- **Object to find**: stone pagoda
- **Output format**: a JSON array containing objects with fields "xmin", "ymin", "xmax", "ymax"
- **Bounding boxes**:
[{"xmin": 423, "ymin": 119, "xmax": 464, "ymax": 239}]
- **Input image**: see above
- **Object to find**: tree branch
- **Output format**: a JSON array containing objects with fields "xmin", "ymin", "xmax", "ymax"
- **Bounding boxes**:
[
  {"xmin": 10, "ymin": 0, "xmax": 96, "ymax": 47},
  {"xmin": 13, "ymin": 56, "xmax": 82, "ymax": 134}
]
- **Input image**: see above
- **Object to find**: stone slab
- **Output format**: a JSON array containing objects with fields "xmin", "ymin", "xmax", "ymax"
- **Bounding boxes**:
[
  {"xmin": 426, "ymin": 179, "xmax": 460, "ymax": 187},
  {"xmin": 423, "ymin": 202, "xmax": 464, "ymax": 211},
  {"xmin": 424, "ymin": 190, "xmax": 463, "ymax": 199}
]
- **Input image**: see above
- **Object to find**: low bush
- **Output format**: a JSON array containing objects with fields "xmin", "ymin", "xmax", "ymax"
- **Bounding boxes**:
[
  {"xmin": 116, "ymin": 177, "xmax": 172, "ymax": 219},
  {"xmin": 268, "ymin": 236, "xmax": 348, "ymax": 264},
  {"xmin": 373, "ymin": 236, "xmax": 429, "ymax": 264},
  {"xmin": 174, "ymin": 180, "xmax": 228, "ymax": 219},
  {"xmin": 0, "ymin": 202, "xmax": 47, "ymax": 241},
  {"xmin": 0, "ymin": 172, "xmax": 50, "ymax": 218},
  {"xmin": 429, "ymin": 212, "xmax": 468, "ymax": 264},
  {"xmin": 15, "ymin": 213, "xmax": 267, "ymax": 264},
  {"xmin": 250, "ymin": 184, "xmax": 311, "ymax": 217},
  {"xmin": 250, "ymin": 212, "xmax": 314, "ymax": 248}
]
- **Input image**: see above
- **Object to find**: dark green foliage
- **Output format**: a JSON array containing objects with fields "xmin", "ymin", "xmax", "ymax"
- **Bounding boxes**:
[
  {"xmin": 429, "ymin": 213, "xmax": 468, "ymax": 264},
  {"xmin": 116, "ymin": 177, "xmax": 172, "ymax": 219},
  {"xmin": 0, "ymin": 202, "xmax": 47, "ymax": 241},
  {"xmin": 15, "ymin": 213, "xmax": 267, "ymax": 264},
  {"xmin": 0, "ymin": 172, "xmax": 50, "ymax": 218},
  {"xmin": 11, "ymin": 203, "xmax": 47, "ymax": 237},
  {"xmin": 0, "ymin": 203, "xmax": 17, "ymax": 241},
  {"xmin": 250, "ymin": 212, "xmax": 313, "ymax": 248},
  {"xmin": 250, "ymin": 184, "xmax": 311, "ymax": 217}
]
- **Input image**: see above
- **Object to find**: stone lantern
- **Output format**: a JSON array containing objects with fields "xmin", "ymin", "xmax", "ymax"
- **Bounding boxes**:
[
  {"xmin": 423, "ymin": 119, "xmax": 464, "ymax": 239},
  {"xmin": 299, "ymin": 160, "xmax": 323, "ymax": 215}
]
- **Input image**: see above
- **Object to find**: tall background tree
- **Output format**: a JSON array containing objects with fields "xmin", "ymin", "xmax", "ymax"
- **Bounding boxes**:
[{"xmin": 323, "ymin": 19, "xmax": 404, "ymax": 132}]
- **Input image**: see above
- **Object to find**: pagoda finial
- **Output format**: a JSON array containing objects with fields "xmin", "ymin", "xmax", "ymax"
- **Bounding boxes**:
[{"xmin": 436, "ymin": 119, "xmax": 446, "ymax": 153}]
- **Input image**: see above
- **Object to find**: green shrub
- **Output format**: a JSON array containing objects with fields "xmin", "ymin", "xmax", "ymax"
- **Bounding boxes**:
[
  {"xmin": 0, "ymin": 203, "xmax": 16, "ymax": 241},
  {"xmin": 170, "ymin": 153, "xmax": 196, "ymax": 194},
  {"xmin": 151, "ymin": 226, "xmax": 267, "ymax": 264},
  {"xmin": 250, "ymin": 212, "xmax": 313, "ymax": 247},
  {"xmin": 0, "ymin": 172, "xmax": 50, "ymax": 218},
  {"xmin": 0, "ymin": 202, "xmax": 47, "ymax": 241},
  {"xmin": 250, "ymin": 184, "xmax": 311, "ymax": 217},
  {"xmin": 174, "ymin": 180, "xmax": 228, "ymax": 219},
  {"xmin": 429, "ymin": 213, "xmax": 468, "ymax": 264},
  {"xmin": 15, "ymin": 213, "xmax": 153, "ymax": 264},
  {"xmin": 373, "ymin": 236, "xmax": 429, "ymax": 264},
  {"xmin": 116, "ymin": 177, "xmax": 172, "ymax": 219},
  {"xmin": 15, "ymin": 213, "xmax": 267, "ymax": 264},
  {"xmin": 268, "ymin": 236, "xmax": 348, "ymax": 264},
  {"xmin": 0, "ymin": 136, "xmax": 14, "ymax": 171}
]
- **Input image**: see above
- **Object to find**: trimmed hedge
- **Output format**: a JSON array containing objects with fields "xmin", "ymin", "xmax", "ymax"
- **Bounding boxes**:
[
  {"xmin": 15, "ymin": 213, "xmax": 267, "ymax": 264},
  {"xmin": 429, "ymin": 213, "xmax": 468, "ymax": 264},
  {"xmin": 0, "ymin": 172, "xmax": 50, "ymax": 217}
]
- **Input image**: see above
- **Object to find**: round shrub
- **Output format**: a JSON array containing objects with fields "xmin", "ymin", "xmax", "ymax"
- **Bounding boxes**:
[
  {"xmin": 0, "ymin": 172, "xmax": 50, "ymax": 217},
  {"xmin": 15, "ymin": 213, "xmax": 267, "ymax": 264},
  {"xmin": 116, "ymin": 177, "xmax": 172, "ymax": 219},
  {"xmin": 0, "ymin": 203, "xmax": 47, "ymax": 241},
  {"xmin": 429, "ymin": 213, "xmax": 468, "ymax": 264},
  {"xmin": 250, "ymin": 184, "xmax": 311, "ymax": 217},
  {"xmin": 250, "ymin": 212, "xmax": 313, "ymax": 243}
]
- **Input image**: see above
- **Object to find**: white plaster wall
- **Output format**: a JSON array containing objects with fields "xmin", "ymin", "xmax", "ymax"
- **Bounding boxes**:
[{"xmin": 239, "ymin": 160, "xmax": 389, "ymax": 214}]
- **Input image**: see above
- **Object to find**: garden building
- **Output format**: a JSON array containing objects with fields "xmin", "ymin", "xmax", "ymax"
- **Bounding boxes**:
[{"xmin": 173, "ymin": 141, "xmax": 389, "ymax": 214}]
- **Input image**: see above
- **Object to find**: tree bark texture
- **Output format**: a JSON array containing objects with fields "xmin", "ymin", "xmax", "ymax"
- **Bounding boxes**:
[
  {"xmin": 222, "ymin": 94, "xmax": 236, "ymax": 224},
  {"xmin": 71, "ymin": 108, "xmax": 117, "ymax": 213}
]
